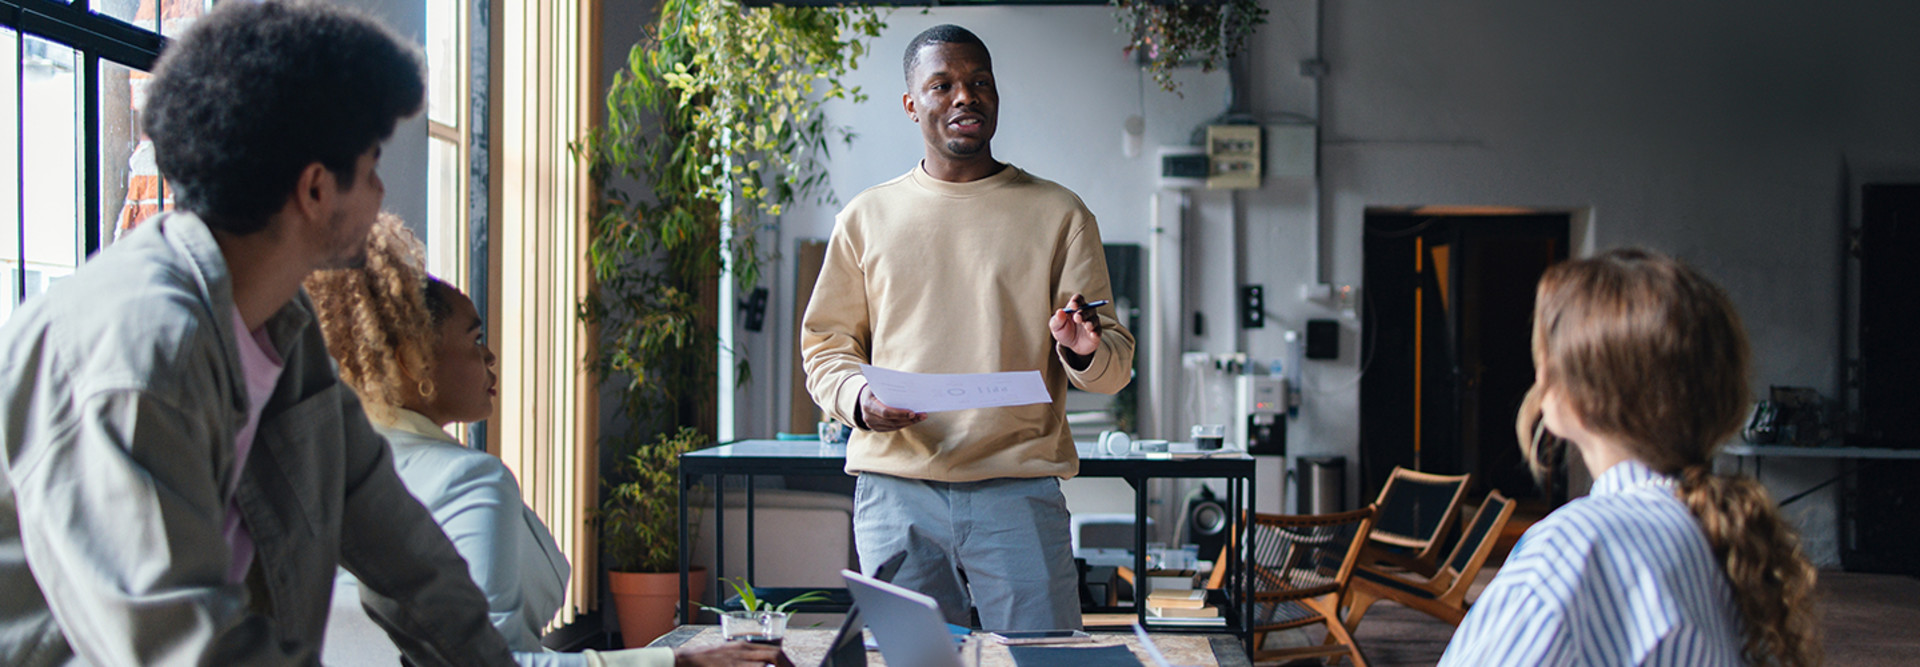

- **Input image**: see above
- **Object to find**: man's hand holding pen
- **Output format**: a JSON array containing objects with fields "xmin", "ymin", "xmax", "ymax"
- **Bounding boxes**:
[{"xmin": 1051, "ymin": 294, "xmax": 1105, "ymax": 369}]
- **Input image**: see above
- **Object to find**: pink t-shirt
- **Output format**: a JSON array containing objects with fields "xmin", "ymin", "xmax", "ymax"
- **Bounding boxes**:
[{"xmin": 225, "ymin": 306, "xmax": 285, "ymax": 584}]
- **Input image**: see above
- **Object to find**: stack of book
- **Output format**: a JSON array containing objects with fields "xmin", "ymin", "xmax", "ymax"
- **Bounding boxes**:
[{"xmin": 1142, "ymin": 571, "xmax": 1225, "ymax": 627}]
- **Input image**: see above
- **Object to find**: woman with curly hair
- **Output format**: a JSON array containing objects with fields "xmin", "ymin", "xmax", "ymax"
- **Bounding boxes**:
[
  {"xmin": 1441, "ymin": 248, "xmax": 1820, "ymax": 666},
  {"xmin": 309, "ymin": 215, "xmax": 780, "ymax": 667}
]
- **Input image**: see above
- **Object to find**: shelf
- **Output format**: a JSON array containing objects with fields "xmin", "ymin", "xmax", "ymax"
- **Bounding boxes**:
[{"xmin": 1722, "ymin": 444, "xmax": 1920, "ymax": 460}]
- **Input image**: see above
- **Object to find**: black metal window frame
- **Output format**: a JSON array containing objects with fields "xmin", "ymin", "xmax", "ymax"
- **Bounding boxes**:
[{"xmin": 3, "ymin": 0, "xmax": 166, "ymax": 283}]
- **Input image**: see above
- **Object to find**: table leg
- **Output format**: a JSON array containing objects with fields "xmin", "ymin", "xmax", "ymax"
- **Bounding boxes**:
[
  {"xmin": 1234, "ymin": 475, "xmax": 1253, "ymax": 658},
  {"xmin": 714, "ymin": 475, "xmax": 726, "ymax": 618},
  {"xmin": 1133, "ymin": 474, "xmax": 1148, "ymax": 628},
  {"xmin": 746, "ymin": 475, "xmax": 757, "ymax": 585},
  {"xmin": 679, "ymin": 469, "xmax": 691, "ymax": 625}
]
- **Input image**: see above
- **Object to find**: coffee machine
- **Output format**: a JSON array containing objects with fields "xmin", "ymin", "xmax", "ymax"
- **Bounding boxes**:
[{"xmin": 1235, "ymin": 375, "xmax": 1287, "ymax": 456}]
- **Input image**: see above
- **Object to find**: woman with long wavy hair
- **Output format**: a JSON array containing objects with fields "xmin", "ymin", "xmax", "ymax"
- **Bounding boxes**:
[{"xmin": 1441, "ymin": 248, "xmax": 1820, "ymax": 666}]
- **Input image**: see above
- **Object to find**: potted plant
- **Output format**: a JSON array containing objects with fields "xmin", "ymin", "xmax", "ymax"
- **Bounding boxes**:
[
  {"xmin": 573, "ymin": 0, "xmax": 884, "ymax": 648},
  {"xmin": 1110, "ymin": 0, "xmax": 1268, "ymax": 95},
  {"xmin": 705, "ymin": 578, "xmax": 831, "ymax": 646},
  {"xmin": 600, "ymin": 428, "xmax": 709, "ymax": 646}
]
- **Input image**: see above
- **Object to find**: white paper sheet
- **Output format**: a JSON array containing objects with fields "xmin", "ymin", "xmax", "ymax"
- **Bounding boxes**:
[{"xmin": 859, "ymin": 364, "xmax": 1052, "ymax": 413}]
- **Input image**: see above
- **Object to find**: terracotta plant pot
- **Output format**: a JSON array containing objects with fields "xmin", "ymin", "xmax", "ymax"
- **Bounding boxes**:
[{"xmin": 608, "ymin": 568, "xmax": 705, "ymax": 648}]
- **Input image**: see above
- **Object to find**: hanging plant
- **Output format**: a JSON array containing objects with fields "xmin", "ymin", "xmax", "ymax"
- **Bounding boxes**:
[{"xmin": 1111, "ymin": 0, "xmax": 1267, "ymax": 95}]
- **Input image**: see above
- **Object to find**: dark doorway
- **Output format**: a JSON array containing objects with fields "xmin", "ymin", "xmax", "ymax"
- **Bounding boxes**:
[
  {"xmin": 1843, "ymin": 182, "xmax": 1920, "ymax": 575},
  {"xmin": 1360, "ymin": 210, "xmax": 1570, "ymax": 504},
  {"xmin": 1854, "ymin": 184, "xmax": 1920, "ymax": 448}
]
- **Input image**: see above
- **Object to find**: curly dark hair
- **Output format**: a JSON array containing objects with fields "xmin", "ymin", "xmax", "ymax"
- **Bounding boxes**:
[
  {"xmin": 903, "ymin": 24, "xmax": 989, "ymax": 84},
  {"xmin": 143, "ymin": 0, "xmax": 424, "ymax": 234}
]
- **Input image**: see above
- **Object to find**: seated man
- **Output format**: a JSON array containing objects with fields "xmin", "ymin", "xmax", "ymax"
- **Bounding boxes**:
[{"xmin": 1, "ymin": 2, "xmax": 510, "ymax": 664}]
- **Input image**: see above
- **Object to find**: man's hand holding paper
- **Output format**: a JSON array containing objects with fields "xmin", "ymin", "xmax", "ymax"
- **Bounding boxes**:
[{"xmin": 859, "ymin": 364, "xmax": 1053, "ymax": 414}]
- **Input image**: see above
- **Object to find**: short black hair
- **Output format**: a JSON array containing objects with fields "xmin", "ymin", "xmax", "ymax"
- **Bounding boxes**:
[
  {"xmin": 143, "ymin": 0, "xmax": 424, "ymax": 234},
  {"xmin": 424, "ymin": 277, "xmax": 456, "ymax": 327},
  {"xmin": 903, "ymin": 24, "xmax": 990, "ymax": 84}
]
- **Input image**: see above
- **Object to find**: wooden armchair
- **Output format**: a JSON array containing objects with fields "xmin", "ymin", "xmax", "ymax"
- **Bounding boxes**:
[
  {"xmin": 1360, "ymin": 467, "xmax": 1472, "ymax": 576},
  {"xmin": 1341, "ymin": 490, "xmax": 1516, "ymax": 633},
  {"xmin": 1237, "ymin": 507, "xmax": 1377, "ymax": 667}
]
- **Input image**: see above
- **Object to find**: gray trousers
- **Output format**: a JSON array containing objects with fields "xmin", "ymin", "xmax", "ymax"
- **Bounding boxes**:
[{"xmin": 852, "ymin": 473, "xmax": 1081, "ymax": 631}]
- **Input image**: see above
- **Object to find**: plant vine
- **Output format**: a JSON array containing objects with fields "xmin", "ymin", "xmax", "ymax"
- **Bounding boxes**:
[{"xmin": 1112, "ymin": 0, "xmax": 1268, "ymax": 95}]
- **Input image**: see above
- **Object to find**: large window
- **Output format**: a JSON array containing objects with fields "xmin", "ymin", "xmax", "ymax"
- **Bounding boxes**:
[
  {"xmin": 425, "ymin": 0, "xmax": 465, "ymax": 294},
  {"xmin": 2, "ymin": 0, "xmax": 190, "ymax": 325},
  {"xmin": 7, "ymin": 0, "xmax": 595, "ymax": 631}
]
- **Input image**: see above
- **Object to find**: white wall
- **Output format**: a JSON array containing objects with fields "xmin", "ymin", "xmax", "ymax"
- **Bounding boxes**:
[{"xmin": 596, "ymin": 0, "xmax": 1920, "ymax": 567}]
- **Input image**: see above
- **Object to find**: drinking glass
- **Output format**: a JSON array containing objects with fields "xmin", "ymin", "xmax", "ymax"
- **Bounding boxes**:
[
  {"xmin": 720, "ymin": 610, "xmax": 789, "ymax": 647},
  {"xmin": 1190, "ymin": 424, "xmax": 1226, "ymax": 450}
]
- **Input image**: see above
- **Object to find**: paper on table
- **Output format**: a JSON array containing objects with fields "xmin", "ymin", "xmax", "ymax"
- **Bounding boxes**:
[{"xmin": 859, "ymin": 364, "xmax": 1052, "ymax": 413}]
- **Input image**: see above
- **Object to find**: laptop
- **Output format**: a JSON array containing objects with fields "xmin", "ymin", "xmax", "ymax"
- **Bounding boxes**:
[
  {"xmin": 841, "ymin": 568, "xmax": 969, "ymax": 667},
  {"xmin": 839, "ymin": 563, "xmax": 1189, "ymax": 667},
  {"xmin": 816, "ymin": 551, "xmax": 908, "ymax": 667}
]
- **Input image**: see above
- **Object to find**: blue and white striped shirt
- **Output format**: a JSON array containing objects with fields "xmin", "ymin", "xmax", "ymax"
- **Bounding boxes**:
[{"xmin": 1440, "ymin": 460, "xmax": 1744, "ymax": 666}]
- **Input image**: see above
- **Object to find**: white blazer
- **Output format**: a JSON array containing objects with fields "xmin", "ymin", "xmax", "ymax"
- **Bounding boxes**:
[{"xmin": 324, "ymin": 410, "xmax": 668, "ymax": 667}]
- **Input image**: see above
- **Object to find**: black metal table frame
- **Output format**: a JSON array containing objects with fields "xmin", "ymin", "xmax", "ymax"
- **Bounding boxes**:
[{"xmin": 676, "ymin": 439, "xmax": 1258, "ymax": 655}]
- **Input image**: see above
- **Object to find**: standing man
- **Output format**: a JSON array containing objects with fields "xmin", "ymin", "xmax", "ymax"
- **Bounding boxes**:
[
  {"xmin": 4, "ymin": 3, "xmax": 516, "ymax": 665},
  {"xmin": 802, "ymin": 24, "xmax": 1135, "ymax": 632}
]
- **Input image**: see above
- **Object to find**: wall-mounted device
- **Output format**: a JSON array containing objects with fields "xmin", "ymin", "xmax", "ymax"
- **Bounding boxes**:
[
  {"xmin": 1205, "ymin": 125, "xmax": 1262, "ymax": 190},
  {"xmin": 1306, "ymin": 319, "xmax": 1339, "ymax": 360},
  {"xmin": 1235, "ymin": 374, "xmax": 1287, "ymax": 456},
  {"xmin": 1240, "ymin": 284, "xmax": 1265, "ymax": 329},
  {"xmin": 1158, "ymin": 146, "xmax": 1209, "ymax": 189},
  {"xmin": 1265, "ymin": 124, "xmax": 1316, "ymax": 179}
]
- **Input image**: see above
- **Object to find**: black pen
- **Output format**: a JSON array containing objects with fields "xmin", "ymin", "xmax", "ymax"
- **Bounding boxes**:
[{"xmin": 1061, "ymin": 299, "xmax": 1110, "ymax": 315}]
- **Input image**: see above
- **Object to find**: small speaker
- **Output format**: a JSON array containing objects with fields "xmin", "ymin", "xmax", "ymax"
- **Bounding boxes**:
[
  {"xmin": 1306, "ymin": 319, "xmax": 1339, "ymax": 360},
  {"xmin": 739, "ymin": 287, "xmax": 769, "ymax": 332},
  {"xmin": 1180, "ymin": 486, "xmax": 1230, "ymax": 562}
]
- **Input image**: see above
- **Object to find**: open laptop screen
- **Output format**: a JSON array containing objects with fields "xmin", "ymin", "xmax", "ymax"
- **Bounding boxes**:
[
  {"xmin": 841, "ymin": 566, "xmax": 966, "ymax": 667},
  {"xmin": 821, "ymin": 551, "xmax": 908, "ymax": 667}
]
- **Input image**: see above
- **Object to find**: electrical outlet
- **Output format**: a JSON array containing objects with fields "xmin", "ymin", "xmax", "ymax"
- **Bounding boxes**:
[{"xmin": 1241, "ymin": 284, "xmax": 1265, "ymax": 329}]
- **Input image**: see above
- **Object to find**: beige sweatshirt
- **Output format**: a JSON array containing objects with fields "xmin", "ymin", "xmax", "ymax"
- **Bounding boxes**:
[{"xmin": 801, "ymin": 163, "xmax": 1135, "ymax": 482}]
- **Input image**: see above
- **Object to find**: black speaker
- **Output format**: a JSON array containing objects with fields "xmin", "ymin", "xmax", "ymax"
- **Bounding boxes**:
[
  {"xmin": 1180, "ymin": 486, "xmax": 1230, "ymax": 561},
  {"xmin": 1306, "ymin": 319, "xmax": 1339, "ymax": 359}
]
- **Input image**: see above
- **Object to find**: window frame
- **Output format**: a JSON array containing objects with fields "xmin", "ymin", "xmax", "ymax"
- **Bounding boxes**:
[{"xmin": 3, "ymin": 0, "xmax": 166, "ymax": 311}]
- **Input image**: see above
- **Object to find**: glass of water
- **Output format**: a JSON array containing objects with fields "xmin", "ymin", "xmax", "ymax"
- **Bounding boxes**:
[{"xmin": 720, "ymin": 610, "xmax": 789, "ymax": 647}]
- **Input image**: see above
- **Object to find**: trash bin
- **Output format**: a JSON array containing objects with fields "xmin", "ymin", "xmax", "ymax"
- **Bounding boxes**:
[{"xmin": 1296, "ymin": 456, "xmax": 1345, "ymax": 515}]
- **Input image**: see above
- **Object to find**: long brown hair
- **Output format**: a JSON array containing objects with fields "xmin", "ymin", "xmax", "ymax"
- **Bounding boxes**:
[{"xmin": 1515, "ymin": 248, "xmax": 1820, "ymax": 667}]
